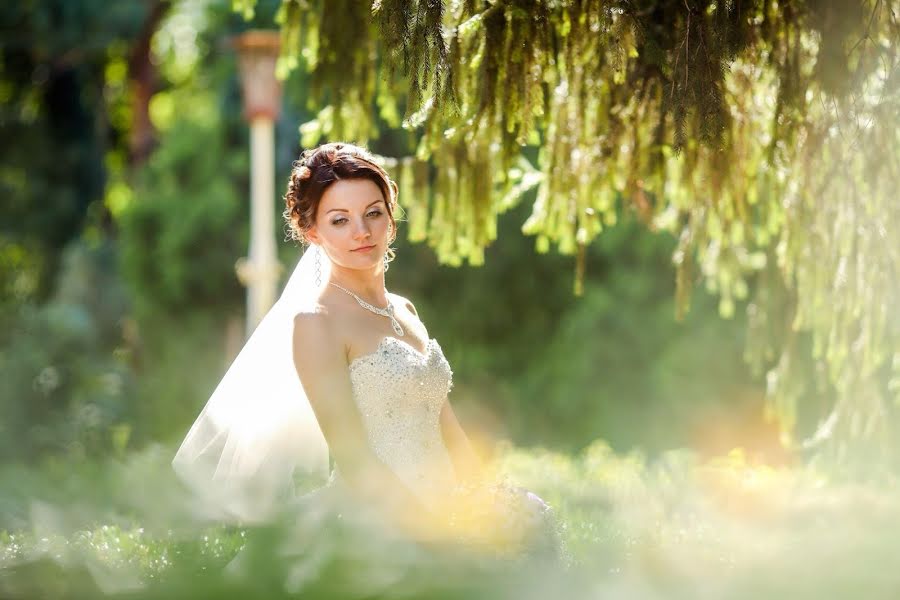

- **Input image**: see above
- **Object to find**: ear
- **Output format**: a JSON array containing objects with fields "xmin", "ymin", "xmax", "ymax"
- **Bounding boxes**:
[{"xmin": 305, "ymin": 225, "xmax": 320, "ymax": 245}]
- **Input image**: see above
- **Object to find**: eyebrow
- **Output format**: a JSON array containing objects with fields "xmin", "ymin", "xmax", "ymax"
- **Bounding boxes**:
[{"xmin": 327, "ymin": 199, "xmax": 384, "ymax": 214}]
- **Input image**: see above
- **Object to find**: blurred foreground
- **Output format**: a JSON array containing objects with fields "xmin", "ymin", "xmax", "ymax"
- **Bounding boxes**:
[{"xmin": 2, "ymin": 442, "xmax": 898, "ymax": 599}]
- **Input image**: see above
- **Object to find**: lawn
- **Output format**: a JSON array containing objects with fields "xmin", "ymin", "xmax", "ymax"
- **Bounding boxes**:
[{"xmin": 2, "ymin": 442, "xmax": 898, "ymax": 599}]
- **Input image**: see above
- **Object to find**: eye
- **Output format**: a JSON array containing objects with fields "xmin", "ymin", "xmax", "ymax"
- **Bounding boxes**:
[
  {"xmin": 331, "ymin": 217, "xmax": 348, "ymax": 225},
  {"xmin": 366, "ymin": 209, "xmax": 383, "ymax": 218}
]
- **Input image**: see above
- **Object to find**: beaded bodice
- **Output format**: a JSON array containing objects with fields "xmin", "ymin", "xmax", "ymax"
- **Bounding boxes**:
[{"xmin": 345, "ymin": 336, "xmax": 458, "ymax": 506}]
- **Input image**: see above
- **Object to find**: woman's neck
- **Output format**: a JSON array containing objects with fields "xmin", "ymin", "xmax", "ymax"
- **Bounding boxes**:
[{"xmin": 328, "ymin": 264, "xmax": 388, "ymax": 306}]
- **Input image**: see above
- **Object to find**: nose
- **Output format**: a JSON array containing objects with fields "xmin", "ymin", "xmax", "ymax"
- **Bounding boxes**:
[{"xmin": 352, "ymin": 218, "xmax": 371, "ymax": 241}]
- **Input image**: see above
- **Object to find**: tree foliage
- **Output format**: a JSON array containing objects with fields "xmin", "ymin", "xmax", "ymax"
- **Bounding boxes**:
[
  {"xmin": 0, "ymin": 1, "xmax": 173, "ymax": 303},
  {"xmin": 251, "ymin": 0, "xmax": 899, "ymax": 456},
  {"xmin": 0, "ymin": 241, "xmax": 132, "ymax": 461},
  {"xmin": 118, "ymin": 119, "xmax": 248, "ymax": 319}
]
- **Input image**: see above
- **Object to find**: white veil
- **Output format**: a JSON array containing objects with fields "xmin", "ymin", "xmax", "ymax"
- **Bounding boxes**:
[{"xmin": 172, "ymin": 245, "xmax": 332, "ymax": 524}]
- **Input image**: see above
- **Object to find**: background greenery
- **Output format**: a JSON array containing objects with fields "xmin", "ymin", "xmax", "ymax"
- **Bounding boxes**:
[
  {"xmin": 0, "ymin": 0, "xmax": 896, "ymax": 597},
  {"xmin": 0, "ymin": 0, "xmax": 783, "ymax": 465}
]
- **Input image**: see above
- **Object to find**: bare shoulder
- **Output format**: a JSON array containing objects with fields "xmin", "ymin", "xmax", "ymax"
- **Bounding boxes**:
[
  {"xmin": 389, "ymin": 292, "xmax": 418, "ymax": 316},
  {"xmin": 292, "ymin": 308, "xmax": 330, "ymax": 339},
  {"xmin": 291, "ymin": 292, "xmax": 344, "ymax": 335},
  {"xmin": 292, "ymin": 307, "xmax": 343, "ymax": 361}
]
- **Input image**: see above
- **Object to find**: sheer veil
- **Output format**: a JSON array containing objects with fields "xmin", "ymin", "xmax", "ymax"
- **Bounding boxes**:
[{"xmin": 172, "ymin": 245, "xmax": 332, "ymax": 523}]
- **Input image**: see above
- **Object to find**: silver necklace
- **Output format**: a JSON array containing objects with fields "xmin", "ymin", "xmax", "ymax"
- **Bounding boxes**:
[{"xmin": 330, "ymin": 282, "xmax": 405, "ymax": 336}]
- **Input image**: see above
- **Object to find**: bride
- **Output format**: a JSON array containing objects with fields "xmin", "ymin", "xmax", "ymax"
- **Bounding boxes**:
[{"xmin": 173, "ymin": 142, "xmax": 561, "ymax": 559}]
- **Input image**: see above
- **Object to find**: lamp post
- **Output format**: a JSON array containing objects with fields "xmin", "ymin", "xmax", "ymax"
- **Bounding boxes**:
[{"xmin": 233, "ymin": 30, "xmax": 283, "ymax": 337}]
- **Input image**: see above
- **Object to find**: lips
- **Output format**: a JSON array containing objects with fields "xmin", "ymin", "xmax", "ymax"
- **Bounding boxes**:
[{"xmin": 352, "ymin": 245, "xmax": 376, "ymax": 252}]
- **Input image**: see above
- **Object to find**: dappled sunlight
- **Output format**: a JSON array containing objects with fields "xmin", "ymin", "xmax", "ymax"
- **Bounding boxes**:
[
  {"xmin": 496, "ymin": 442, "xmax": 900, "ymax": 595},
  {"xmin": 3, "ymin": 0, "xmax": 897, "ymax": 597},
  {"xmin": 3, "ymin": 442, "xmax": 899, "ymax": 597},
  {"xmin": 696, "ymin": 447, "xmax": 798, "ymax": 520}
]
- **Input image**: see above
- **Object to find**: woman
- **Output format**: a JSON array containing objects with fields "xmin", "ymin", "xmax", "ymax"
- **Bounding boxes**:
[{"xmin": 174, "ymin": 142, "xmax": 560, "ymax": 559}]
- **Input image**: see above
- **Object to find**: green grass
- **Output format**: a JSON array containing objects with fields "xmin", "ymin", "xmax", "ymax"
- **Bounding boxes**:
[{"xmin": 2, "ymin": 442, "xmax": 899, "ymax": 599}]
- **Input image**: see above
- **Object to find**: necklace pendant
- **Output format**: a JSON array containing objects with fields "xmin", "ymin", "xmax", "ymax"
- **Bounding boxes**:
[
  {"xmin": 391, "ymin": 319, "xmax": 405, "ymax": 336},
  {"xmin": 329, "ymin": 281, "xmax": 405, "ymax": 336}
]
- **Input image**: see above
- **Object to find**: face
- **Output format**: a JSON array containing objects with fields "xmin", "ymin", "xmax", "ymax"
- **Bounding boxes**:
[{"xmin": 306, "ymin": 178, "xmax": 391, "ymax": 270}]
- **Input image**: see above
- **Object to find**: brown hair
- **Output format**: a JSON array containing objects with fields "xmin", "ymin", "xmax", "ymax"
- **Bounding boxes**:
[{"xmin": 283, "ymin": 142, "xmax": 399, "ymax": 245}]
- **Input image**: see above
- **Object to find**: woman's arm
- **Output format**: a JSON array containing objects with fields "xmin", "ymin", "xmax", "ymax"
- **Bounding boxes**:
[
  {"xmin": 292, "ymin": 311, "xmax": 433, "ymax": 529},
  {"xmin": 397, "ymin": 296, "xmax": 486, "ymax": 485},
  {"xmin": 440, "ymin": 400, "xmax": 485, "ymax": 484}
]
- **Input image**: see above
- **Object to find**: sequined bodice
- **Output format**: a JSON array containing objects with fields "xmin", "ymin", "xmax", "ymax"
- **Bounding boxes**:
[{"xmin": 345, "ymin": 336, "xmax": 458, "ymax": 506}]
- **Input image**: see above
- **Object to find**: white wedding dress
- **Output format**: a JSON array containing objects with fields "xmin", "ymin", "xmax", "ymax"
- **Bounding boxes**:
[
  {"xmin": 341, "ymin": 336, "xmax": 456, "ymax": 508},
  {"xmin": 173, "ymin": 245, "xmax": 561, "ymax": 559},
  {"xmin": 325, "ymin": 334, "xmax": 562, "ymax": 559}
]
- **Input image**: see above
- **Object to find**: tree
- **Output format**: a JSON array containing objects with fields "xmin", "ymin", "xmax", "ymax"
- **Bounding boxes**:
[
  {"xmin": 0, "ymin": 0, "xmax": 171, "ymax": 304},
  {"xmin": 235, "ymin": 0, "xmax": 898, "ymax": 461}
]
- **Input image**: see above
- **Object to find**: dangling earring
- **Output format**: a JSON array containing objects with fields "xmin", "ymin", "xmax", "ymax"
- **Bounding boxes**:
[
  {"xmin": 384, "ymin": 220, "xmax": 396, "ymax": 273},
  {"xmin": 314, "ymin": 245, "xmax": 322, "ymax": 286},
  {"xmin": 383, "ymin": 246, "xmax": 395, "ymax": 273}
]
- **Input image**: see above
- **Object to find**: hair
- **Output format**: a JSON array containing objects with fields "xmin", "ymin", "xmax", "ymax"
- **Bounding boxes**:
[{"xmin": 283, "ymin": 142, "xmax": 399, "ymax": 246}]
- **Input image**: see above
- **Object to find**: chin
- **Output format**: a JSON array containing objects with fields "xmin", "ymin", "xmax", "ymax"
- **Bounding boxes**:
[{"xmin": 346, "ymin": 249, "xmax": 383, "ymax": 267}]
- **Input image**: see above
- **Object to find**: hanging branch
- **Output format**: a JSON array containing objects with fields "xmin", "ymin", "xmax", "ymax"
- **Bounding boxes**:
[{"xmin": 238, "ymin": 0, "xmax": 898, "ymax": 461}]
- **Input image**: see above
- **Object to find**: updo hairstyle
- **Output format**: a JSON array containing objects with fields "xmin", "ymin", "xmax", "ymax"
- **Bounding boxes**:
[{"xmin": 283, "ymin": 142, "xmax": 399, "ymax": 245}]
